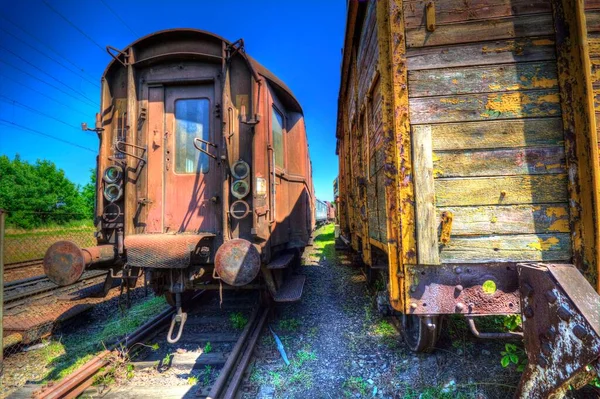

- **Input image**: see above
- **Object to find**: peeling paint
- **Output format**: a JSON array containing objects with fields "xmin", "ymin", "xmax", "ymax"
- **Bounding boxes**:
[
  {"xmin": 532, "ymin": 77, "xmax": 558, "ymax": 88},
  {"xmin": 528, "ymin": 236, "xmax": 560, "ymax": 251}
]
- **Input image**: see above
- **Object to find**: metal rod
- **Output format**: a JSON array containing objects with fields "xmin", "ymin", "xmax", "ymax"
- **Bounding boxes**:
[
  {"xmin": 0, "ymin": 209, "xmax": 5, "ymax": 369},
  {"xmin": 466, "ymin": 316, "xmax": 523, "ymax": 339},
  {"xmin": 207, "ymin": 306, "xmax": 260, "ymax": 399}
]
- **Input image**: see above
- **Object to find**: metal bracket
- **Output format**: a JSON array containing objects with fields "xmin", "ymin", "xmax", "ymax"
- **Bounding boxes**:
[{"xmin": 106, "ymin": 45, "xmax": 129, "ymax": 67}]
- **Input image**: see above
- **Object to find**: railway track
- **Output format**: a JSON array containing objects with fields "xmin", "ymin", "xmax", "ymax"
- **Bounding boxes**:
[
  {"xmin": 32, "ymin": 291, "xmax": 270, "ymax": 399},
  {"xmin": 3, "ymin": 259, "xmax": 45, "ymax": 283}
]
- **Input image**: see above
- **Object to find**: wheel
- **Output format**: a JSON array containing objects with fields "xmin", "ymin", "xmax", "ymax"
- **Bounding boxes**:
[{"xmin": 400, "ymin": 314, "xmax": 441, "ymax": 353}]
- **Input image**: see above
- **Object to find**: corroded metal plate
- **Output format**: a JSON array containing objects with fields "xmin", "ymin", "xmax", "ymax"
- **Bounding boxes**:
[
  {"xmin": 125, "ymin": 233, "xmax": 215, "ymax": 268},
  {"xmin": 43, "ymin": 241, "xmax": 85, "ymax": 286},
  {"xmin": 214, "ymin": 238, "xmax": 260, "ymax": 286}
]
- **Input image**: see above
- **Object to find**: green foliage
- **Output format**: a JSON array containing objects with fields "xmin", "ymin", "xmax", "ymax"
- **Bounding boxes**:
[
  {"xmin": 502, "ymin": 315, "xmax": 522, "ymax": 331},
  {"xmin": 0, "ymin": 155, "xmax": 94, "ymax": 228},
  {"xmin": 203, "ymin": 341, "xmax": 212, "ymax": 353},
  {"xmin": 278, "ymin": 318, "xmax": 301, "ymax": 332},
  {"xmin": 230, "ymin": 312, "xmax": 248, "ymax": 330},
  {"xmin": 343, "ymin": 376, "xmax": 369, "ymax": 397},
  {"xmin": 80, "ymin": 168, "xmax": 96, "ymax": 219},
  {"xmin": 500, "ymin": 343, "xmax": 527, "ymax": 372},
  {"xmin": 373, "ymin": 320, "xmax": 395, "ymax": 337}
]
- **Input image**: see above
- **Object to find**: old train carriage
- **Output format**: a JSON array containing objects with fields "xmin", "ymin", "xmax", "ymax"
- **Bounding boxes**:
[
  {"xmin": 337, "ymin": 0, "xmax": 600, "ymax": 396},
  {"xmin": 315, "ymin": 199, "xmax": 329, "ymax": 226},
  {"xmin": 43, "ymin": 29, "xmax": 314, "ymax": 341}
]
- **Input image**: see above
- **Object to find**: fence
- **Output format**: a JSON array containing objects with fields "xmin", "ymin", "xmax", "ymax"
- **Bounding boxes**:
[{"xmin": 1, "ymin": 210, "xmax": 96, "ymax": 396}]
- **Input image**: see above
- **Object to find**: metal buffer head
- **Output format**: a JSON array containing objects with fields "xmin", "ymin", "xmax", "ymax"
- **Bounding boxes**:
[
  {"xmin": 516, "ymin": 263, "xmax": 600, "ymax": 398},
  {"xmin": 214, "ymin": 238, "xmax": 260, "ymax": 286},
  {"xmin": 43, "ymin": 241, "xmax": 116, "ymax": 286}
]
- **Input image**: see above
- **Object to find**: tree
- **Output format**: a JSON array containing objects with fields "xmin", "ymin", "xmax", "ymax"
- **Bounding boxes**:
[
  {"xmin": 0, "ymin": 155, "xmax": 89, "ymax": 228},
  {"xmin": 81, "ymin": 168, "xmax": 96, "ymax": 219}
]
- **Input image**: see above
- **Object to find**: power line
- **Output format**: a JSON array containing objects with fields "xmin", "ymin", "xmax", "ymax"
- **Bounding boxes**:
[
  {"xmin": 0, "ymin": 14, "xmax": 98, "ymax": 83},
  {"xmin": 99, "ymin": 0, "xmax": 138, "ymax": 37},
  {"xmin": 0, "ymin": 95, "xmax": 95, "ymax": 135},
  {"xmin": 0, "ymin": 118, "xmax": 96, "ymax": 153},
  {"xmin": 0, "ymin": 72, "xmax": 92, "ymax": 118},
  {"xmin": 0, "ymin": 55, "xmax": 99, "ymax": 108},
  {"xmin": 41, "ymin": 0, "xmax": 106, "ymax": 53},
  {"xmin": 0, "ymin": 26, "xmax": 100, "ymax": 88}
]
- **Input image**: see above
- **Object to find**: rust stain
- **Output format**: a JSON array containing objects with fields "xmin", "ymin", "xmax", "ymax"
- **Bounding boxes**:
[{"xmin": 532, "ymin": 38, "xmax": 555, "ymax": 46}]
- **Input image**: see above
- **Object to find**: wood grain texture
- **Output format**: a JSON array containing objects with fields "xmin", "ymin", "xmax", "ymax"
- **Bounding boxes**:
[
  {"xmin": 427, "ymin": 118, "xmax": 564, "ymax": 151},
  {"xmin": 410, "ymin": 90, "xmax": 561, "ymax": 124},
  {"xmin": 413, "ymin": 126, "xmax": 439, "ymax": 264},
  {"xmin": 587, "ymin": 10, "xmax": 600, "ymax": 32},
  {"xmin": 407, "ymin": 14, "xmax": 555, "ymax": 48},
  {"xmin": 435, "ymin": 174, "xmax": 568, "ymax": 206},
  {"xmin": 404, "ymin": 0, "xmax": 552, "ymax": 29},
  {"xmin": 407, "ymin": 36, "xmax": 556, "ymax": 71},
  {"xmin": 408, "ymin": 62, "xmax": 558, "ymax": 98},
  {"xmin": 437, "ymin": 204, "xmax": 570, "ymax": 235},
  {"xmin": 586, "ymin": 0, "xmax": 600, "ymax": 11},
  {"xmin": 433, "ymin": 146, "xmax": 566, "ymax": 178},
  {"xmin": 439, "ymin": 233, "xmax": 572, "ymax": 263}
]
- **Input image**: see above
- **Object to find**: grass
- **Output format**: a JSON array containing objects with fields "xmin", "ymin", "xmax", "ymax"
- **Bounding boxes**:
[
  {"xmin": 203, "ymin": 341, "xmax": 212, "ymax": 353},
  {"xmin": 312, "ymin": 224, "xmax": 335, "ymax": 262},
  {"xmin": 278, "ymin": 317, "xmax": 301, "ymax": 332},
  {"xmin": 42, "ymin": 295, "xmax": 167, "ymax": 382},
  {"xmin": 230, "ymin": 312, "xmax": 248, "ymax": 330},
  {"xmin": 343, "ymin": 376, "xmax": 369, "ymax": 397},
  {"xmin": 4, "ymin": 222, "xmax": 95, "ymax": 263}
]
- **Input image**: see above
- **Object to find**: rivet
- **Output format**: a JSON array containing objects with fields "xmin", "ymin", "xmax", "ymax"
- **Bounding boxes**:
[
  {"xmin": 546, "ymin": 326, "xmax": 557, "ymax": 340},
  {"xmin": 410, "ymin": 303, "xmax": 418, "ymax": 310},
  {"xmin": 557, "ymin": 305, "xmax": 571, "ymax": 321},
  {"xmin": 573, "ymin": 325, "xmax": 588, "ymax": 340},
  {"xmin": 455, "ymin": 267, "xmax": 463, "ymax": 274},
  {"xmin": 541, "ymin": 342, "xmax": 552, "ymax": 356},
  {"xmin": 521, "ymin": 282, "xmax": 534, "ymax": 298},
  {"xmin": 456, "ymin": 303, "xmax": 465, "ymax": 312},
  {"xmin": 524, "ymin": 306, "xmax": 534, "ymax": 318},
  {"xmin": 456, "ymin": 285, "xmax": 464, "ymax": 292},
  {"xmin": 538, "ymin": 356, "xmax": 548, "ymax": 367},
  {"xmin": 426, "ymin": 322, "xmax": 436, "ymax": 331},
  {"xmin": 545, "ymin": 290, "xmax": 557, "ymax": 304}
]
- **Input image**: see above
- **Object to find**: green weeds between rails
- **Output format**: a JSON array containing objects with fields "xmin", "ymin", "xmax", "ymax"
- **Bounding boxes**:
[
  {"xmin": 312, "ymin": 224, "xmax": 335, "ymax": 261},
  {"xmin": 42, "ymin": 295, "xmax": 167, "ymax": 382},
  {"xmin": 230, "ymin": 312, "xmax": 248, "ymax": 330}
]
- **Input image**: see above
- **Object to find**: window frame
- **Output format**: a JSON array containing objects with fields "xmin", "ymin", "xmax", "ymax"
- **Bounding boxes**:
[
  {"xmin": 173, "ymin": 96, "xmax": 212, "ymax": 176},
  {"xmin": 271, "ymin": 104, "xmax": 286, "ymax": 172}
]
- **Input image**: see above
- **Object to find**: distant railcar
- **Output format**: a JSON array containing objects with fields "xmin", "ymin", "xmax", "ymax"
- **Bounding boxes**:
[
  {"xmin": 315, "ymin": 199, "xmax": 329, "ymax": 226},
  {"xmin": 43, "ymin": 29, "xmax": 314, "ymax": 342},
  {"xmin": 336, "ymin": 1, "xmax": 600, "ymax": 396},
  {"xmin": 325, "ymin": 201, "xmax": 335, "ymax": 221}
]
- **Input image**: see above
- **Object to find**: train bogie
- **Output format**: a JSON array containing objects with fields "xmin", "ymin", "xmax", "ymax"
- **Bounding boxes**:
[
  {"xmin": 337, "ymin": 1, "xmax": 600, "ymax": 396},
  {"xmin": 43, "ymin": 29, "xmax": 313, "ymax": 341}
]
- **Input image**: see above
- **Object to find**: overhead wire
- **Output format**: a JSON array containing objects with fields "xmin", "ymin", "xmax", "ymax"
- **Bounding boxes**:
[
  {"xmin": 0, "ymin": 95, "xmax": 95, "ymax": 135},
  {"xmin": 99, "ymin": 0, "xmax": 138, "ymax": 37},
  {"xmin": 41, "ymin": 0, "xmax": 107, "ymax": 53},
  {"xmin": 0, "ymin": 44, "xmax": 100, "ymax": 106},
  {"xmin": 0, "ymin": 57, "xmax": 98, "ymax": 108},
  {"xmin": 0, "ymin": 72, "xmax": 93, "ymax": 118},
  {"xmin": 0, "ymin": 118, "xmax": 97, "ymax": 153},
  {"xmin": 0, "ymin": 14, "xmax": 98, "ymax": 83},
  {"xmin": 0, "ymin": 26, "xmax": 100, "ymax": 88}
]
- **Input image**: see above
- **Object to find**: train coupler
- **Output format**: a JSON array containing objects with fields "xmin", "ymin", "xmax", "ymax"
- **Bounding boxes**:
[
  {"xmin": 166, "ymin": 293, "xmax": 188, "ymax": 344},
  {"xmin": 516, "ymin": 263, "xmax": 600, "ymax": 398}
]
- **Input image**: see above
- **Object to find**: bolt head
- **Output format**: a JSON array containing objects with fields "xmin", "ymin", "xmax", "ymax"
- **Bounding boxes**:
[
  {"xmin": 410, "ymin": 303, "xmax": 418, "ymax": 310},
  {"xmin": 455, "ymin": 267, "xmax": 463, "ymax": 274},
  {"xmin": 524, "ymin": 306, "xmax": 534, "ymax": 318},
  {"xmin": 456, "ymin": 285, "xmax": 464, "ymax": 292},
  {"xmin": 455, "ymin": 303, "xmax": 465, "ymax": 312},
  {"xmin": 557, "ymin": 305, "xmax": 572, "ymax": 321},
  {"xmin": 545, "ymin": 290, "xmax": 557, "ymax": 304},
  {"xmin": 573, "ymin": 325, "xmax": 588, "ymax": 340},
  {"xmin": 521, "ymin": 282, "xmax": 534, "ymax": 298}
]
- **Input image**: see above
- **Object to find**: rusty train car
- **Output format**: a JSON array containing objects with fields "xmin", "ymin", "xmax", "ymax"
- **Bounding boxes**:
[
  {"xmin": 337, "ymin": 0, "xmax": 600, "ymax": 396},
  {"xmin": 43, "ymin": 29, "xmax": 313, "ymax": 342}
]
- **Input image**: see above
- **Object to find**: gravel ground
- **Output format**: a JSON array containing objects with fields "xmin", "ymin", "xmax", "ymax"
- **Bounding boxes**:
[{"xmin": 242, "ymin": 225, "xmax": 523, "ymax": 399}]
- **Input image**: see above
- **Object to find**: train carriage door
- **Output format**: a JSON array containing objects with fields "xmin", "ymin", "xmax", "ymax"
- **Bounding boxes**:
[
  {"xmin": 149, "ymin": 85, "xmax": 218, "ymax": 233},
  {"xmin": 271, "ymin": 105, "xmax": 289, "ymax": 245}
]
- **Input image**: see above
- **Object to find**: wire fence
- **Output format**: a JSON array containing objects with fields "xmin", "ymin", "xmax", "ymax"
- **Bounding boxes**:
[{"xmin": 1, "ymin": 210, "xmax": 98, "ymax": 395}]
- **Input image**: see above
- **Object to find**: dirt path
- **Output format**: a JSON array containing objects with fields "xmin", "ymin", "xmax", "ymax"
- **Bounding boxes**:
[{"xmin": 243, "ymin": 225, "xmax": 521, "ymax": 399}]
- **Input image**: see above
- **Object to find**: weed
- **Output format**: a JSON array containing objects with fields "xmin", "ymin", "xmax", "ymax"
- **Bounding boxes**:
[
  {"xmin": 288, "ymin": 369, "xmax": 313, "ymax": 388},
  {"xmin": 150, "ymin": 343, "xmax": 160, "ymax": 351},
  {"xmin": 161, "ymin": 352, "xmax": 174, "ymax": 369},
  {"xmin": 373, "ymin": 320, "xmax": 395, "ymax": 337},
  {"xmin": 187, "ymin": 375, "xmax": 199, "ymax": 385},
  {"xmin": 278, "ymin": 318, "xmax": 301, "ymax": 332},
  {"xmin": 293, "ymin": 348, "xmax": 317, "ymax": 368},
  {"xmin": 230, "ymin": 312, "xmax": 248, "ymax": 330},
  {"xmin": 500, "ymin": 343, "xmax": 527, "ymax": 372},
  {"xmin": 343, "ymin": 376, "xmax": 369, "ymax": 397},
  {"xmin": 269, "ymin": 371, "xmax": 284, "ymax": 388},
  {"xmin": 93, "ymin": 351, "xmax": 133, "ymax": 387},
  {"xmin": 402, "ymin": 385, "xmax": 471, "ymax": 399},
  {"xmin": 203, "ymin": 341, "xmax": 212, "ymax": 353},
  {"xmin": 307, "ymin": 326, "xmax": 318, "ymax": 339}
]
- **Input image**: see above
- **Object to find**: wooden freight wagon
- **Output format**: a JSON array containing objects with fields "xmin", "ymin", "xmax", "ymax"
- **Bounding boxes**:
[{"xmin": 336, "ymin": 1, "xmax": 600, "ymax": 397}]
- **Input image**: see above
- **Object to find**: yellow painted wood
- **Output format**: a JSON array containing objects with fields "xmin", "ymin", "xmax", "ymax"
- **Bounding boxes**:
[
  {"xmin": 428, "ymin": 118, "xmax": 564, "ymax": 151},
  {"xmin": 435, "ymin": 174, "xmax": 568, "ymax": 207},
  {"xmin": 437, "ymin": 204, "xmax": 570, "ymax": 235}
]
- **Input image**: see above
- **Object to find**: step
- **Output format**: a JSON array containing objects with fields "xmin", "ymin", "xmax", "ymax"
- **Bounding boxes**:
[
  {"xmin": 267, "ymin": 253, "xmax": 295, "ymax": 269},
  {"xmin": 274, "ymin": 275, "xmax": 306, "ymax": 302}
]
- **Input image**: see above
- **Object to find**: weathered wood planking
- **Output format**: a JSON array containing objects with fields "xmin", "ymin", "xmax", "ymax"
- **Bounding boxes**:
[
  {"xmin": 406, "ymin": 37, "xmax": 556, "ymax": 71},
  {"xmin": 586, "ymin": 0, "xmax": 600, "ymax": 10},
  {"xmin": 439, "ymin": 233, "xmax": 572, "ymax": 263},
  {"xmin": 408, "ymin": 62, "xmax": 558, "ymax": 98},
  {"xmin": 357, "ymin": 0, "xmax": 378, "ymax": 102},
  {"xmin": 587, "ymin": 10, "xmax": 600, "ymax": 32},
  {"xmin": 404, "ymin": 0, "xmax": 552, "ymax": 29},
  {"xmin": 376, "ymin": 169, "xmax": 387, "ymax": 241},
  {"xmin": 437, "ymin": 204, "xmax": 570, "ymax": 236},
  {"xmin": 433, "ymin": 146, "xmax": 566, "ymax": 178},
  {"xmin": 406, "ymin": 14, "xmax": 555, "ymax": 48},
  {"xmin": 428, "ymin": 119, "xmax": 564, "ymax": 151},
  {"xmin": 435, "ymin": 174, "xmax": 568, "ymax": 206},
  {"xmin": 410, "ymin": 90, "xmax": 561, "ymax": 124},
  {"xmin": 413, "ymin": 126, "xmax": 439, "ymax": 264}
]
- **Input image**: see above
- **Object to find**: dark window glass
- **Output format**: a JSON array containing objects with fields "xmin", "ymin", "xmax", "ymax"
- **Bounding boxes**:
[
  {"xmin": 175, "ymin": 98, "xmax": 210, "ymax": 174},
  {"xmin": 272, "ymin": 108, "xmax": 284, "ymax": 168}
]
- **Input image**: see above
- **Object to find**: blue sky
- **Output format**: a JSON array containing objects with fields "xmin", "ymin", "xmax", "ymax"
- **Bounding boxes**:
[{"xmin": 0, "ymin": 0, "xmax": 344, "ymax": 201}]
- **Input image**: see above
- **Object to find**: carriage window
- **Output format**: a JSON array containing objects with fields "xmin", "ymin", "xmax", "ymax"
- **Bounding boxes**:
[
  {"xmin": 272, "ymin": 107, "xmax": 284, "ymax": 168},
  {"xmin": 175, "ymin": 98, "xmax": 210, "ymax": 174}
]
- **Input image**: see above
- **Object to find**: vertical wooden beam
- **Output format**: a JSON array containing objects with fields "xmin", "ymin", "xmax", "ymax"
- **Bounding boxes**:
[
  {"xmin": 377, "ymin": 0, "xmax": 415, "ymax": 311},
  {"xmin": 412, "ymin": 125, "xmax": 439, "ymax": 265},
  {"xmin": 124, "ymin": 48, "xmax": 138, "ymax": 235},
  {"xmin": 551, "ymin": 0, "xmax": 600, "ymax": 289}
]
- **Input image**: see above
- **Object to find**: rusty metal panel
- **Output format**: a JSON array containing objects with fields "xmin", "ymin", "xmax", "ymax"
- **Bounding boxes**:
[
  {"xmin": 406, "ymin": 263, "xmax": 521, "ymax": 315},
  {"xmin": 517, "ymin": 263, "xmax": 600, "ymax": 397},
  {"xmin": 125, "ymin": 233, "xmax": 214, "ymax": 268},
  {"xmin": 146, "ymin": 86, "xmax": 165, "ymax": 233}
]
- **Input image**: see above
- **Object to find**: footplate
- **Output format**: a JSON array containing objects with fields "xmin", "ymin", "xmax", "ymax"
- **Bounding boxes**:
[
  {"xmin": 517, "ymin": 263, "xmax": 600, "ymax": 398},
  {"xmin": 274, "ymin": 275, "xmax": 306, "ymax": 302}
]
